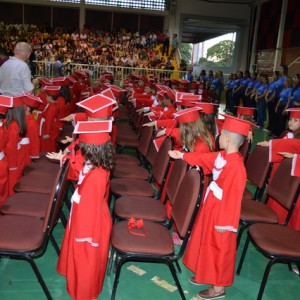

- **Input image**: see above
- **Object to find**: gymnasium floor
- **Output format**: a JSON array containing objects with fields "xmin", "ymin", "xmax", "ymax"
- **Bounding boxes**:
[{"xmin": 0, "ymin": 129, "xmax": 300, "ymax": 300}]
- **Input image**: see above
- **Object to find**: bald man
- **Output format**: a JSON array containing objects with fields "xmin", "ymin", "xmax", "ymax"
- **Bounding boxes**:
[{"xmin": 0, "ymin": 42, "xmax": 34, "ymax": 96}]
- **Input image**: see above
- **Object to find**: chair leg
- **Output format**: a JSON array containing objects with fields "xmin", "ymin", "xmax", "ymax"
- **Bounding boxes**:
[
  {"xmin": 236, "ymin": 223, "xmax": 248, "ymax": 249},
  {"xmin": 257, "ymin": 259, "xmax": 276, "ymax": 300},
  {"xmin": 111, "ymin": 256, "xmax": 126, "ymax": 300},
  {"xmin": 107, "ymin": 247, "xmax": 116, "ymax": 276},
  {"xmin": 26, "ymin": 257, "xmax": 53, "ymax": 300},
  {"xmin": 167, "ymin": 260, "xmax": 186, "ymax": 300},
  {"xmin": 236, "ymin": 234, "xmax": 250, "ymax": 275},
  {"xmin": 49, "ymin": 233, "xmax": 60, "ymax": 256},
  {"xmin": 59, "ymin": 210, "xmax": 68, "ymax": 228},
  {"xmin": 175, "ymin": 260, "xmax": 182, "ymax": 273}
]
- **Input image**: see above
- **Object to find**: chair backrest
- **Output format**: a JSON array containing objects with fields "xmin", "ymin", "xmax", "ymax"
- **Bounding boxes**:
[
  {"xmin": 246, "ymin": 145, "xmax": 272, "ymax": 189},
  {"xmin": 152, "ymin": 137, "xmax": 172, "ymax": 186},
  {"xmin": 146, "ymin": 141, "xmax": 158, "ymax": 166},
  {"xmin": 239, "ymin": 139, "xmax": 251, "ymax": 163},
  {"xmin": 165, "ymin": 159, "xmax": 188, "ymax": 205},
  {"xmin": 172, "ymin": 168, "xmax": 204, "ymax": 241},
  {"xmin": 138, "ymin": 125, "xmax": 154, "ymax": 157},
  {"xmin": 267, "ymin": 158, "xmax": 300, "ymax": 223},
  {"xmin": 42, "ymin": 159, "xmax": 70, "ymax": 234}
]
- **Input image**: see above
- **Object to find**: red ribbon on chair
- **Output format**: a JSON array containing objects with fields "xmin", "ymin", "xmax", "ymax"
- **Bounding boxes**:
[{"xmin": 128, "ymin": 217, "xmax": 146, "ymax": 237}]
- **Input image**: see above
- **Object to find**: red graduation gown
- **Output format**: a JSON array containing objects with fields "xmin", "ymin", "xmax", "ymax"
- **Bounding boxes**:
[
  {"xmin": 57, "ymin": 166, "xmax": 112, "ymax": 300},
  {"xmin": 40, "ymin": 102, "xmax": 59, "ymax": 152},
  {"xmin": 267, "ymin": 138, "xmax": 300, "ymax": 229},
  {"xmin": 182, "ymin": 151, "xmax": 246, "ymax": 286},
  {"xmin": 292, "ymin": 154, "xmax": 300, "ymax": 177},
  {"xmin": 5, "ymin": 121, "xmax": 22, "ymax": 195},
  {"xmin": 26, "ymin": 114, "xmax": 40, "ymax": 159},
  {"xmin": 0, "ymin": 122, "xmax": 9, "ymax": 205}
]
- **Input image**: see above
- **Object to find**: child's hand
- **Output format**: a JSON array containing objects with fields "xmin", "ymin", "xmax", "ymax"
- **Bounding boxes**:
[
  {"xmin": 60, "ymin": 114, "xmax": 73, "ymax": 122},
  {"xmin": 156, "ymin": 128, "xmax": 166, "ymax": 137},
  {"xmin": 46, "ymin": 150, "xmax": 63, "ymax": 161},
  {"xmin": 168, "ymin": 150, "xmax": 183, "ymax": 160},
  {"xmin": 277, "ymin": 152, "xmax": 295, "ymax": 158},
  {"xmin": 216, "ymin": 228, "xmax": 227, "ymax": 233},
  {"xmin": 143, "ymin": 122, "xmax": 155, "ymax": 127},
  {"xmin": 257, "ymin": 141, "xmax": 269, "ymax": 147}
]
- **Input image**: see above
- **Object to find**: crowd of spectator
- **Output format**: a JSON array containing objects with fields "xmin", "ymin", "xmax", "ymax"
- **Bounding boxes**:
[{"xmin": 0, "ymin": 21, "xmax": 176, "ymax": 72}]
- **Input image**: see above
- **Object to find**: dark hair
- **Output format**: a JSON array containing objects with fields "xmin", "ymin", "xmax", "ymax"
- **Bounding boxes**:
[
  {"xmin": 280, "ymin": 64, "xmax": 288, "ymax": 76},
  {"xmin": 261, "ymin": 73, "xmax": 269, "ymax": 84},
  {"xmin": 0, "ymin": 48, "xmax": 8, "ymax": 56},
  {"xmin": 200, "ymin": 112, "xmax": 217, "ymax": 137},
  {"xmin": 291, "ymin": 74, "xmax": 300, "ymax": 96},
  {"xmin": 6, "ymin": 105, "xmax": 27, "ymax": 137},
  {"xmin": 59, "ymin": 85, "xmax": 72, "ymax": 104},
  {"xmin": 79, "ymin": 141, "xmax": 115, "ymax": 171},
  {"xmin": 244, "ymin": 70, "xmax": 250, "ymax": 78}
]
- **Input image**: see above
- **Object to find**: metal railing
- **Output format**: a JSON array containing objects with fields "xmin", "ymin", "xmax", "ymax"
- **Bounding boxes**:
[{"xmin": 33, "ymin": 61, "xmax": 189, "ymax": 82}]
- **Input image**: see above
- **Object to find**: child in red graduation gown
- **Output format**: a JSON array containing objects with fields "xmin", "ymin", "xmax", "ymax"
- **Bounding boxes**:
[
  {"xmin": 57, "ymin": 120, "xmax": 113, "ymax": 300},
  {"xmin": 169, "ymin": 115, "xmax": 250, "ymax": 299},
  {"xmin": 258, "ymin": 108, "xmax": 300, "ymax": 229},
  {"xmin": 5, "ymin": 96, "xmax": 27, "ymax": 195},
  {"xmin": 0, "ymin": 102, "xmax": 10, "ymax": 205}
]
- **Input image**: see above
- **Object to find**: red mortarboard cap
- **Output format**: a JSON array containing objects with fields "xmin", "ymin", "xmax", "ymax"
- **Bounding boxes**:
[
  {"xmin": 44, "ymin": 85, "xmax": 61, "ymax": 96},
  {"xmin": 157, "ymin": 91, "xmax": 165, "ymax": 100},
  {"xmin": 108, "ymin": 85, "xmax": 126, "ymax": 96},
  {"xmin": 77, "ymin": 94, "xmax": 116, "ymax": 118},
  {"xmin": 286, "ymin": 108, "xmax": 300, "ymax": 119},
  {"xmin": 0, "ymin": 95, "xmax": 13, "ymax": 114},
  {"xmin": 23, "ymin": 93, "xmax": 43, "ymax": 108},
  {"xmin": 166, "ymin": 90, "xmax": 175, "ymax": 101},
  {"xmin": 173, "ymin": 107, "xmax": 202, "ymax": 124},
  {"xmin": 39, "ymin": 77, "xmax": 52, "ymax": 86},
  {"xmin": 189, "ymin": 83, "xmax": 199, "ymax": 89},
  {"xmin": 12, "ymin": 95, "xmax": 25, "ymax": 107},
  {"xmin": 67, "ymin": 75, "xmax": 77, "ymax": 84},
  {"xmin": 180, "ymin": 94, "xmax": 202, "ymax": 101},
  {"xmin": 74, "ymin": 120, "xmax": 112, "ymax": 145},
  {"xmin": 236, "ymin": 106, "xmax": 256, "ymax": 117},
  {"xmin": 180, "ymin": 99, "xmax": 198, "ymax": 107},
  {"xmin": 74, "ymin": 70, "xmax": 87, "ymax": 78},
  {"xmin": 195, "ymin": 102, "xmax": 218, "ymax": 114},
  {"xmin": 171, "ymin": 80, "xmax": 179, "ymax": 85},
  {"xmin": 163, "ymin": 77, "xmax": 170, "ymax": 82},
  {"xmin": 156, "ymin": 85, "xmax": 170, "ymax": 93},
  {"xmin": 101, "ymin": 88, "xmax": 116, "ymax": 100},
  {"xmin": 179, "ymin": 79, "xmax": 189, "ymax": 85},
  {"xmin": 140, "ymin": 76, "xmax": 148, "ymax": 82},
  {"xmin": 131, "ymin": 74, "xmax": 141, "ymax": 80},
  {"xmin": 220, "ymin": 114, "xmax": 257, "ymax": 136},
  {"xmin": 175, "ymin": 92, "xmax": 192, "ymax": 102},
  {"xmin": 51, "ymin": 77, "xmax": 69, "ymax": 86}
]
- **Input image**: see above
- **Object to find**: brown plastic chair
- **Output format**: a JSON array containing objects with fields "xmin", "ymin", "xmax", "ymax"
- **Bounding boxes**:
[
  {"xmin": 239, "ymin": 139, "xmax": 251, "ymax": 163},
  {"xmin": 236, "ymin": 158, "xmax": 300, "ymax": 273},
  {"xmin": 240, "ymin": 223, "xmax": 300, "ymax": 300},
  {"xmin": 0, "ymin": 159, "xmax": 70, "ymax": 300},
  {"xmin": 242, "ymin": 145, "xmax": 272, "ymax": 202},
  {"xmin": 114, "ymin": 159, "xmax": 188, "ymax": 222},
  {"xmin": 112, "ymin": 126, "xmax": 154, "ymax": 179},
  {"xmin": 110, "ymin": 137, "xmax": 172, "ymax": 198},
  {"xmin": 109, "ymin": 167, "xmax": 205, "ymax": 300}
]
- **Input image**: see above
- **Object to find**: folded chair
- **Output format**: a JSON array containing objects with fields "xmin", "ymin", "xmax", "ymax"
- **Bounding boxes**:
[
  {"xmin": 0, "ymin": 159, "xmax": 70, "ymax": 300},
  {"xmin": 236, "ymin": 158, "xmax": 300, "ymax": 272},
  {"xmin": 239, "ymin": 139, "xmax": 251, "ymax": 163},
  {"xmin": 22, "ymin": 160, "xmax": 60, "ymax": 176},
  {"xmin": 114, "ymin": 159, "xmax": 188, "ymax": 222},
  {"xmin": 109, "ymin": 167, "xmax": 205, "ymax": 300},
  {"xmin": 110, "ymin": 137, "xmax": 172, "ymax": 198}
]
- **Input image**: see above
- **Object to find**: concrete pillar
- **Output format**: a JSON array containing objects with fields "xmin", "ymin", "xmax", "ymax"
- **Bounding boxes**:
[
  {"xmin": 79, "ymin": 0, "xmax": 85, "ymax": 30},
  {"xmin": 273, "ymin": 0, "xmax": 288, "ymax": 71},
  {"xmin": 249, "ymin": 0, "xmax": 262, "ymax": 70}
]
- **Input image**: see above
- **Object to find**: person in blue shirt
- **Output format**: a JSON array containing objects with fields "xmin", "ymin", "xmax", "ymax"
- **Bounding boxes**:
[
  {"xmin": 231, "ymin": 71, "xmax": 243, "ymax": 114},
  {"xmin": 265, "ymin": 71, "xmax": 280, "ymax": 133},
  {"xmin": 234, "ymin": 70, "xmax": 251, "ymax": 107},
  {"xmin": 207, "ymin": 70, "xmax": 214, "ymax": 83},
  {"xmin": 289, "ymin": 74, "xmax": 300, "ymax": 108},
  {"xmin": 210, "ymin": 71, "xmax": 223, "ymax": 103},
  {"xmin": 186, "ymin": 69, "xmax": 194, "ymax": 82},
  {"xmin": 244, "ymin": 72, "xmax": 257, "ymax": 108},
  {"xmin": 198, "ymin": 69, "xmax": 207, "ymax": 82},
  {"xmin": 224, "ymin": 73, "xmax": 234, "ymax": 112},
  {"xmin": 255, "ymin": 74, "xmax": 269, "ymax": 128},
  {"xmin": 274, "ymin": 76, "xmax": 293, "ymax": 136}
]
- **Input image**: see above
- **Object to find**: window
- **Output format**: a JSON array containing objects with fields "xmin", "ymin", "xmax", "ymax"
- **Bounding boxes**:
[{"xmin": 85, "ymin": 0, "xmax": 168, "ymax": 11}]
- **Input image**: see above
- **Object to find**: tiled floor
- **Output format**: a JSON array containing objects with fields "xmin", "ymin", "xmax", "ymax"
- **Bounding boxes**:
[{"xmin": 1, "ymin": 128, "xmax": 299, "ymax": 300}]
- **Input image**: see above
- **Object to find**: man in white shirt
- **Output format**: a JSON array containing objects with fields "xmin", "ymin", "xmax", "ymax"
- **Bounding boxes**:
[{"xmin": 0, "ymin": 42, "xmax": 33, "ymax": 96}]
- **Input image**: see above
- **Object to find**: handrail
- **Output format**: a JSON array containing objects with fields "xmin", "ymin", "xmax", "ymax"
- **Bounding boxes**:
[
  {"xmin": 288, "ymin": 56, "xmax": 300, "ymax": 68},
  {"xmin": 33, "ymin": 61, "xmax": 189, "ymax": 83}
]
